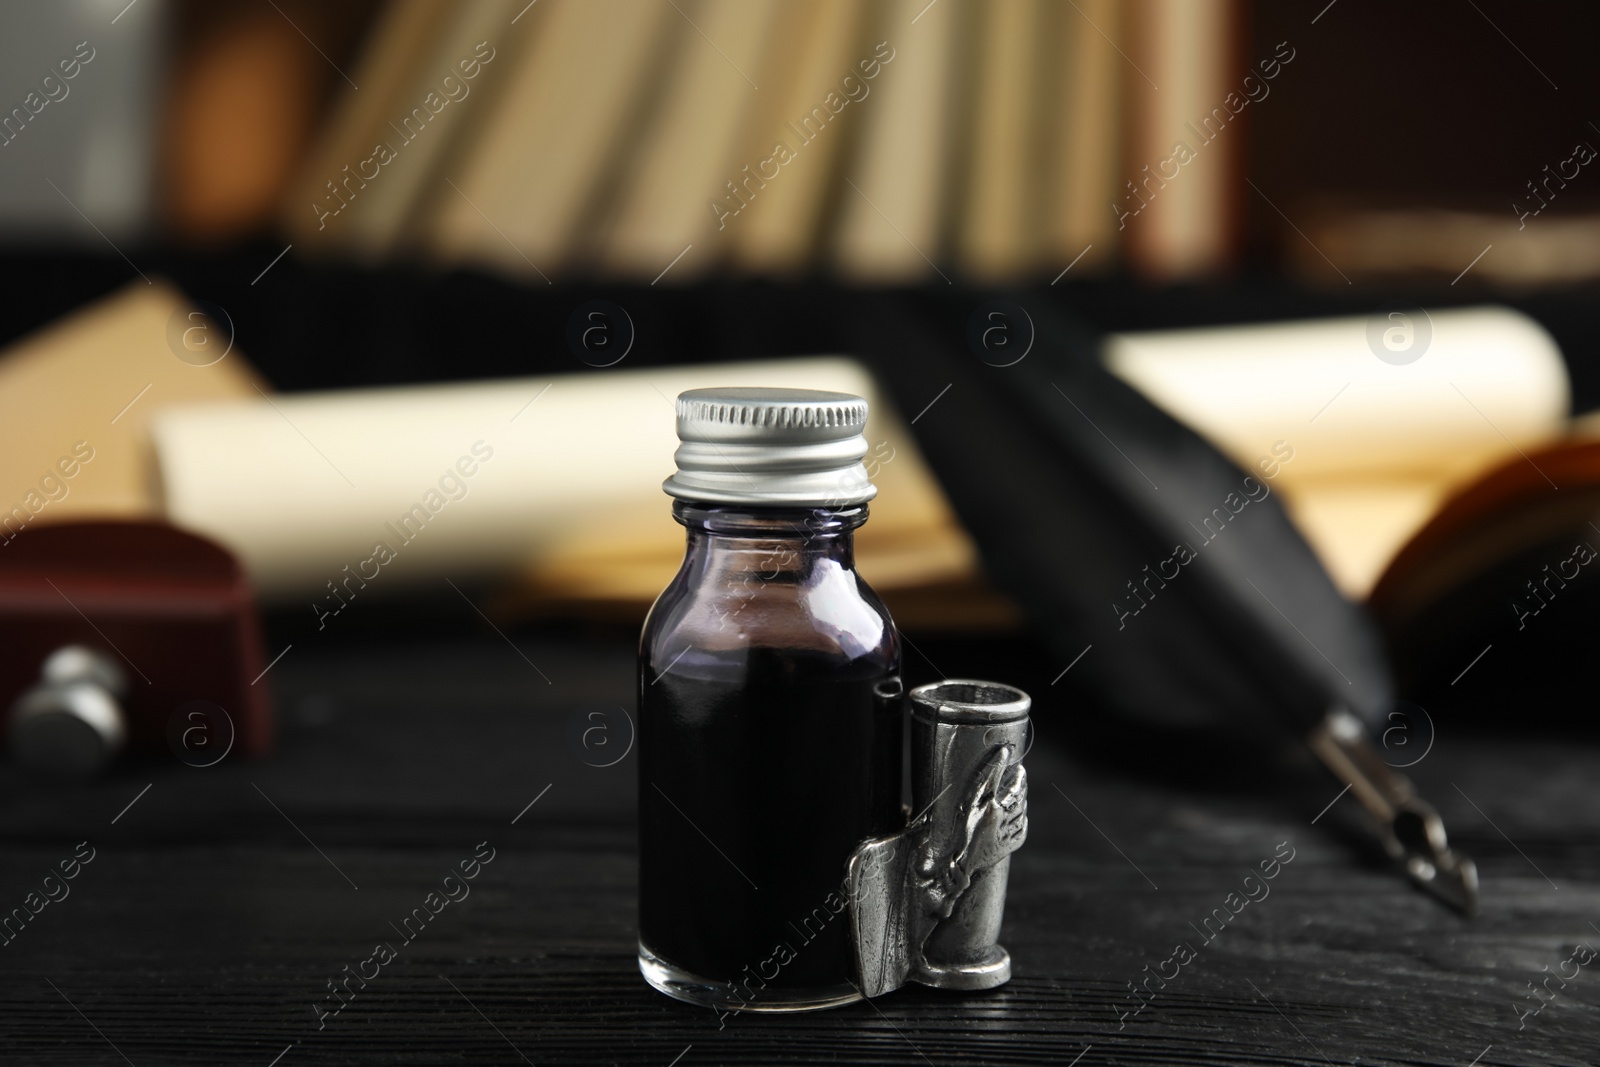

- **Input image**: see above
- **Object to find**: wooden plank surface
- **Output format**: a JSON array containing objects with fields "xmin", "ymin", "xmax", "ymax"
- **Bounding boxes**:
[{"xmin": 0, "ymin": 632, "xmax": 1595, "ymax": 1066}]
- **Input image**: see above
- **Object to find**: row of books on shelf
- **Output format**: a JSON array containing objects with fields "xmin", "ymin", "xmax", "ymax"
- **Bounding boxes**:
[{"xmin": 280, "ymin": 0, "xmax": 1243, "ymax": 284}]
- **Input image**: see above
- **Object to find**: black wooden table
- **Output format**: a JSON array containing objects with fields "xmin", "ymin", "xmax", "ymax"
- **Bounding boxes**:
[{"xmin": 2, "ymin": 630, "xmax": 1595, "ymax": 1066}]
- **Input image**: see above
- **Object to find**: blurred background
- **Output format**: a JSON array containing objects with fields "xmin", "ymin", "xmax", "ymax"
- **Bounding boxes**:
[
  {"xmin": 4, "ymin": 0, "xmax": 1600, "ymax": 750},
  {"xmin": 8, "ymin": 6, "xmax": 1600, "ymax": 1064}
]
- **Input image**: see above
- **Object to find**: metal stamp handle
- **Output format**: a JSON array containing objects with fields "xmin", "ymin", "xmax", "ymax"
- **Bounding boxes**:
[
  {"xmin": 848, "ymin": 679, "xmax": 1030, "ymax": 998},
  {"xmin": 8, "ymin": 645, "xmax": 128, "ymax": 777}
]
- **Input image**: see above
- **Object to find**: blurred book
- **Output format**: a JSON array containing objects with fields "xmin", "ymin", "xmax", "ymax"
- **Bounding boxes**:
[
  {"xmin": 275, "ymin": 0, "xmax": 1253, "ymax": 283},
  {"xmin": 281, "ymin": 0, "xmax": 530, "ymax": 256},
  {"xmin": 421, "ymin": 0, "xmax": 670, "ymax": 275},
  {"xmin": 595, "ymin": 0, "xmax": 779, "ymax": 279},
  {"xmin": 958, "ymin": 0, "xmax": 1047, "ymax": 280},
  {"xmin": 162, "ymin": 0, "xmax": 384, "ymax": 243},
  {"xmin": 1120, "ymin": 0, "xmax": 1241, "ymax": 280},
  {"xmin": 723, "ymin": 0, "xmax": 869, "ymax": 276},
  {"xmin": 1041, "ymin": 0, "xmax": 1121, "ymax": 278},
  {"xmin": 830, "ymin": 0, "xmax": 961, "ymax": 282}
]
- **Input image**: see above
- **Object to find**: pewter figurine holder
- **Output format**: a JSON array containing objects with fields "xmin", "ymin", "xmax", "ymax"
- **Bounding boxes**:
[{"xmin": 847, "ymin": 679, "xmax": 1030, "ymax": 998}]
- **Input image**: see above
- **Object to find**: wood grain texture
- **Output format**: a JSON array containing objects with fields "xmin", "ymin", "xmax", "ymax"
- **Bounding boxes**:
[{"xmin": 0, "ymin": 633, "xmax": 1595, "ymax": 1066}]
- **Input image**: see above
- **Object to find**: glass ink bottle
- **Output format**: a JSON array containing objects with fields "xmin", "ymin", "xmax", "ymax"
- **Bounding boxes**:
[{"xmin": 638, "ymin": 387, "xmax": 902, "ymax": 1013}]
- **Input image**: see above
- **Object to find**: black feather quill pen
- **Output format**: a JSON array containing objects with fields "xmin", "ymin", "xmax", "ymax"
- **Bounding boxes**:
[{"xmin": 849, "ymin": 290, "xmax": 1476, "ymax": 912}]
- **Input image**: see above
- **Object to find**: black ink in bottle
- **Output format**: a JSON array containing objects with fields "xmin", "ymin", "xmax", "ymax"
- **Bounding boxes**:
[{"xmin": 638, "ymin": 388, "xmax": 902, "ymax": 1012}]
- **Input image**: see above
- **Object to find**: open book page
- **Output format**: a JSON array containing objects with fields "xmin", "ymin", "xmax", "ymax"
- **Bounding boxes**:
[{"xmin": 1104, "ymin": 307, "xmax": 1570, "ymax": 596}]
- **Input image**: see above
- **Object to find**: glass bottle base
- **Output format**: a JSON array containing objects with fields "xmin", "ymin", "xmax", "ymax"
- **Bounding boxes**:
[{"xmin": 637, "ymin": 940, "xmax": 863, "ymax": 1013}]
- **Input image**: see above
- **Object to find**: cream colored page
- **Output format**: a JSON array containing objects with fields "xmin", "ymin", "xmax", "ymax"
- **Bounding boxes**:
[
  {"xmin": 0, "ymin": 283, "xmax": 265, "ymax": 522},
  {"xmin": 150, "ymin": 358, "xmax": 972, "ymax": 604},
  {"xmin": 1104, "ymin": 307, "xmax": 1568, "ymax": 485},
  {"xmin": 1104, "ymin": 306, "xmax": 1570, "ymax": 596},
  {"xmin": 1275, "ymin": 481, "xmax": 1448, "ymax": 598}
]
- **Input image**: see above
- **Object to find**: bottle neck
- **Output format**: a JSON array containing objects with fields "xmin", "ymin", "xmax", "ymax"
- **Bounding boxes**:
[{"xmin": 672, "ymin": 501, "xmax": 866, "ymax": 568}]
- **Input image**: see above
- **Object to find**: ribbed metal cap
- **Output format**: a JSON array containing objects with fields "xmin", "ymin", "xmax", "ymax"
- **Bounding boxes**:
[{"xmin": 662, "ymin": 387, "xmax": 876, "ymax": 506}]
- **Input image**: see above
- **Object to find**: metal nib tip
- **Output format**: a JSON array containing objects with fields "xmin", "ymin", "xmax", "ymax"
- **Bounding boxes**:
[
  {"xmin": 1393, "ymin": 800, "xmax": 1479, "ymax": 916},
  {"xmin": 1308, "ymin": 710, "xmax": 1482, "ymax": 916}
]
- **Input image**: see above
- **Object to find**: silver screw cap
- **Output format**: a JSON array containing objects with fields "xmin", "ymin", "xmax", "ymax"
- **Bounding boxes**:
[{"xmin": 663, "ymin": 387, "xmax": 876, "ymax": 507}]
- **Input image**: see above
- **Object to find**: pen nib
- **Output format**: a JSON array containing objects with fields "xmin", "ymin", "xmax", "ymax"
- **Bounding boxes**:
[
  {"xmin": 1308, "ymin": 709, "xmax": 1480, "ymax": 916},
  {"xmin": 1391, "ymin": 798, "xmax": 1479, "ymax": 915}
]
